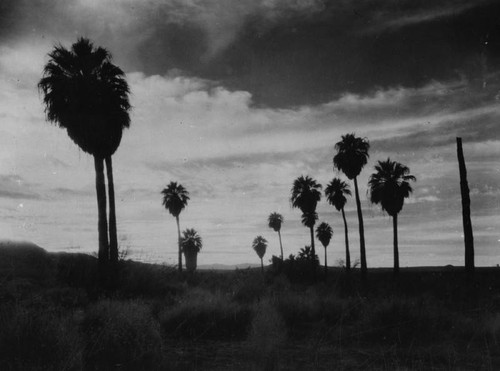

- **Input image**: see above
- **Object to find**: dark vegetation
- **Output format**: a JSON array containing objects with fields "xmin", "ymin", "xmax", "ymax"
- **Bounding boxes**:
[{"xmin": 1, "ymin": 243, "xmax": 500, "ymax": 370}]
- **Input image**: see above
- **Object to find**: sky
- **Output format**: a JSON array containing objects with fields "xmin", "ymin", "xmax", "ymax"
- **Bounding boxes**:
[{"xmin": 0, "ymin": 0, "xmax": 499, "ymax": 267}]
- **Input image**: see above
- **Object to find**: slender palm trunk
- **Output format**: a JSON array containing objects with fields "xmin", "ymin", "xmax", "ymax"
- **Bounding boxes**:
[
  {"xmin": 106, "ymin": 156, "xmax": 118, "ymax": 264},
  {"xmin": 260, "ymin": 258, "xmax": 264, "ymax": 274},
  {"xmin": 457, "ymin": 137, "xmax": 474, "ymax": 278},
  {"xmin": 341, "ymin": 208, "xmax": 350, "ymax": 271},
  {"xmin": 176, "ymin": 216, "xmax": 183, "ymax": 273},
  {"xmin": 393, "ymin": 214, "xmax": 399, "ymax": 276},
  {"xmin": 324, "ymin": 247, "xmax": 328, "ymax": 277},
  {"xmin": 94, "ymin": 156, "xmax": 109, "ymax": 276},
  {"xmin": 309, "ymin": 225, "xmax": 316, "ymax": 257},
  {"xmin": 353, "ymin": 177, "xmax": 367, "ymax": 278},
  {"xmin": 278, "ymin": 230, "xmax": 283, "ymax": 260}
]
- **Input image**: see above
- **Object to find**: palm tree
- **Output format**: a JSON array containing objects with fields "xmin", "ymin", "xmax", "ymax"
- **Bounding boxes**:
[
  {"xmin": 38, "ymin": 38, "xmax": 131, "ymax": 272},
  {"xmin": 333, "ymin": 134, "xmax": 369, "ymax": 278},
  {"xmin": 368, "ymin": 159, "xmax": 416, "ymax": 275},
  {"xmin": 252, "ymin": 236, "xmax": 268, "ymax": 273},
  {"xmin": 161, "ymin": 182, "xmax": 190, "ymax": 273},
  {"xmin": 180, "ymin": 228, "xmax": 203, "ymax": 273},
  {"xmin": 290, "ymin": 176, "xmax": 322, "ymax": 260},
  {"xmin": 316, "ymin": 222, "xmax": 333, "ymax": 276},
  {"xmin": 325, "ymin": 178, "xmax": 352, "ymax": 270},
  {"xmin": 268, "ymin": 212, "xmax": 284, "ymax": 260}
]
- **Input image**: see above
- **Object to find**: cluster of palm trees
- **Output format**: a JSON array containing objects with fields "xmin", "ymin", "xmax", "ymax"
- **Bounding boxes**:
[
  {"xmin": 38, "ymin": 38, "xmax": 131, "ymax": 280},
  {"xmin": 39, "ymin": 37, "xmax": 418, "ymax": 278},
  {"xmin": 161, "ymin": 182, "xmax": 203, "ymax": 273},
  {"xmin": 254, "ymin": 134, "xmax": 416, "ymax": 277}
]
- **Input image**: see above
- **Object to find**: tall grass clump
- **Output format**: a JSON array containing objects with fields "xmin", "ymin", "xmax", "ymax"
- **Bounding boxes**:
[
  {"xmin": 247, "ymin": 300, "xmax": 287, "ymax": 370},
  {"xmin": 159, "ymin": 288, "xmax": 252, "ymax": 340},
  {"xmin": 81, "ymin": 300, "xmax": 162, "ymax": 370},
  {"xmin": 0, "ymin": 304, "xmax": 81, "ymax": 370}
]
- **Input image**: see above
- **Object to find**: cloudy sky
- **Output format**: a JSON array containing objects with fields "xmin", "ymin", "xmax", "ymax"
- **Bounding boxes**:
[{"xmin": 0, "ymin": 0, "xmax": 499, "ymax": 267}]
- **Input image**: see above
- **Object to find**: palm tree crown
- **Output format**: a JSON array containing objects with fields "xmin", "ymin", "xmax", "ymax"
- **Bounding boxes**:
[
  {"xmin": 325, "ymin": 178, "xmax": 351, "ymax": 211},
  {"xmin": 252, "ymin": 236, "xmax": 268, "ymax": 259},
  {"xmin": 38, "ymin": 37, "xmax": 130, "ymax": 158},
  {"xmin": 268, "ymin": 212, "xmax": 284, "ymax": 232},
  {"xmin": 161, "ymin": 182, "xmax": 190, "ymax": 217},
  {"xmin": 333, "ymin": 134, "xmax": 370, "ymax": 179},
  {"xmin": 316, "ymin": 222, "xmax": 333, "ymax": 248},
  {"xmin": 181, "ymin": 228, "xmax": 203, "ymax": 254},
  {"xmin": 290, "ymin": 175, "xmax": 322, "ymax": 213},
  {"xmin": 368, "ymin": 159, "xmax": 416, "ymax": 216},
  {"xmin": 301, "ymin": 211, "xmax": 318, "ymax": 229}
]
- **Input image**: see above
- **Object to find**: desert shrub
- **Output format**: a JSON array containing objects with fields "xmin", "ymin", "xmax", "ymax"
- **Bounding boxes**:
[
  {"xmin": 56, "ymin": 253, "xmax": 98, "ymax": 289},
  {"xmin": 117, "ymin": 260, "xmax": 182, "ymax": 297},
  {"xmin": 232, "ymin": 278, "xmax": 266, "ymax": 304},
  {"xmin": 0, "ymin": 304, "xmax": 81, "ymax": 370},
  {"xmin": 0, "ymin": 242, "xmax": 54, "ymax": 282},
  {"xmin": 359, "ymin": 297, "xmax": 455, "ymax": 345},
  {"xmin": 272, "ymin": 247, "xmax": 319, "ymax": 283},
  {"xmin": 273, "ymin": 288, "xmax": 322, "ymax": 332},
  {"xmin": 159, "ymin": 288, "xmax": 252, "ymax": 340},
  {"xmin": 247, "ymin": 300, "xmax": 286, "ymax": 369},
  {"xmin": 81, "ymin": 300, "xmax": 162, "ymax": 370}
]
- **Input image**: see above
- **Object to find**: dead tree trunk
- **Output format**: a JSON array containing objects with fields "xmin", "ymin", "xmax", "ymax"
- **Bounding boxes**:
[{"xmin": 457, "ymin": 137, "xmax": 474, "ymax": 278}]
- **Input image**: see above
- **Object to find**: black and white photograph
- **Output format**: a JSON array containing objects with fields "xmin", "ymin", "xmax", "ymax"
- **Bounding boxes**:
[{"xmin": 0, "ymin": 0, "xmax": 500, "ymax": 369}]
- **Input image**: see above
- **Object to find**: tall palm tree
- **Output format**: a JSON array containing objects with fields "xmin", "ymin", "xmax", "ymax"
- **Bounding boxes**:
[
  {"xmin": 325, "ymin": 178, "xmax": 352, "ymax": 270},
  {"xmin": 368, "ymin": 159, "xmax": 416, "ymax": 275},
  {"xmin": 290, "ymin": 176, "xmax": 322, "ymax": 259},
  {"xmin": 316, "ymin": 222, "xmax": 333, "ymax": 276},
  {"xmin": 268, "ymin": 212, "xmax": 284, "ymax": 260},
  {"xmin": 161, "ymin": 182, "xmax": 190, "ymax": 273},
  {"xmin": 333, "ymin": 134, "xmax": 369, "ymax": 278},
  {"xmin": 38, "ymin": 38, "xmax": 131, "ymax": 271},
  {"xmin": 252, "ymin": 236, "xmax": 268, "ymax": 274},
  {"xmin": 180, "ymin": 228, "xmax": 203, "ymax": 273}
]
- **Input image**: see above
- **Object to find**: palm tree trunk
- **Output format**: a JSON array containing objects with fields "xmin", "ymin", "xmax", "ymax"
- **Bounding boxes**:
[
  {"xmin": 106, "ymin": 156, "xmax": 118, "ymax": 264},
  {"xmin": 278, "ymin": 230, "xmax": 283, "ymax": 260},
  {"xmin": 260, "ymin": 258, "xmax": 264, "ymax": 274},
  {"xmin": 393, "ymin": 214, "xmax": 399, "ymax": 276},
  {"xmin": 341, "ymin": 208, "xmax": 350, "ymax": 271},
  {"xmin": 94, "ymin": 156, "xmax": 109, "ymax": 275},
  {"xmin": 457, "ymin": 137, "xmax": 474, "ymax": 279},
  {"xmin": 324, "ymin": 247, "xmax": 327, "ymax": 277},
  {"xmin": 353, "ymin": 177, "xmax": 367, "ymax": 278},
  {"xmin": 176, "ymin": 216, "xmax": 183, "ymax": 273},
  {"xmin": 309, "ymin": 225, "xmax": 317, "ymax": 275}
]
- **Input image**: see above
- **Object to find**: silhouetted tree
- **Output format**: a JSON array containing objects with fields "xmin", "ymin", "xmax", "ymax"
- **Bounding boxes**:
[
  {"xmin": 325, "ymin": 178, "xmax": 352, "ymax": 271},
  {"xmin": 456, "ymin": 138, "xmax": 474, "ymax": 278},
  {"xmin": 252, "ymin": 236, "xmax": 268, "ymax": 273},
  {"xmin": 38, "ymin": 38, "xmax": 131, "ymax": 275},
  {"xmin": 290, "ymin": 176, "xmax": 322, "ymax": 261},
  {"xmin": 268, "ymin": 212, "xmax": 284, "ymax": 260},
  {"xmin": 161, "ymin": 182, "xmax": 190, "ymax": 273},
  {"xmin": 333, "ymin": 134, "xmax": 369, "ymax": 278},
  {"xmin": 316, "ymin": 222, "xmax": 333, "ymax": 276},
  {"xmin": 368, "ymin": 159, "xmax": 416, "ymax": 276},
  {"xmin": 180, "ymin": 228, "xmax": 202, "ymax": 273}
]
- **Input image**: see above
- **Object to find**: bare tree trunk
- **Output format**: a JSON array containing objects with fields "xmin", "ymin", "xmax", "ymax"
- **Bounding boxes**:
[
  {"xmin": 341, "ymin": 208, "xmax": 350, "ymax": 271},
  {"xmin": 353, "ymin": 177, "xmax": 367, "ymax": 278},
  {"xmin": 94, "ymin": 156, "xmax": 109, "ymax": 282},
  {"xmin": 457, "ymin": 137, "xmax": 474, "ymax": 278},
  {"xmin": 176, "ymin": 216, "xmax": 183, "ymax": 273},
  {"xmin": 260, "ymin": 258, "xmax": 264, "ymax": 274},
  {"xmin": 393, "ymin": 214, "xmax": 399, "ymax": 276},
  {"xmin": 278, "ymin": 230, "xmax": 283, "ymax": 260},
  {"xmin": 106, "ymin": 156, "xmax": 118, "ymax": 264}
]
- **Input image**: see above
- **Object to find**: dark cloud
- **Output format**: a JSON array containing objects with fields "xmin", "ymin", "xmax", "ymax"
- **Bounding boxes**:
[{"xmin": 4, "ymin": 0, "xmax": 500, "ymax": 108}]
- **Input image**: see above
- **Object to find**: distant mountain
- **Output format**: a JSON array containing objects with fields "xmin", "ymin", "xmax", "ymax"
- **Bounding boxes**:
[{"xmin": 198, "ymin": 263, "xmax": 260, "ymax": 270}]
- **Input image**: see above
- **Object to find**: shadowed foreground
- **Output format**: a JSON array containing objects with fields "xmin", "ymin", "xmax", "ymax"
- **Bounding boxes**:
[{"xmin": 1, "ymin": 243, "xmax": 500, "ymax": 370}]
